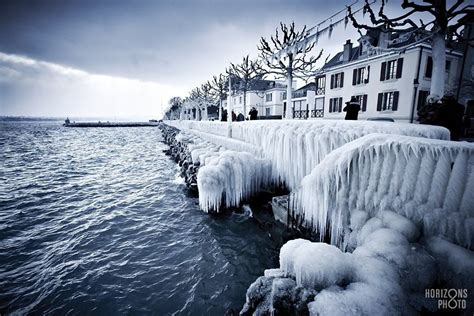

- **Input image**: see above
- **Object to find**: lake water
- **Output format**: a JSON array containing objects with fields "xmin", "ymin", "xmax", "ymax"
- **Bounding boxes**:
[{"xmin": 0, "ymin": 122, "xmax": 280, "ymax": 315}]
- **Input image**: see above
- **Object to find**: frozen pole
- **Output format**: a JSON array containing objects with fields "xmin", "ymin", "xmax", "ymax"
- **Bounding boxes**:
[{"xmin": 227, "ymin": 75, "xmax": 232, "ymax": 138}]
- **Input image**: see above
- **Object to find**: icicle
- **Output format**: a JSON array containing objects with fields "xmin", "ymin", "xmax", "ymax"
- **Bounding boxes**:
[{"xmin": 443, "ymin": 151, "xmax": 468, "ymax": 212}]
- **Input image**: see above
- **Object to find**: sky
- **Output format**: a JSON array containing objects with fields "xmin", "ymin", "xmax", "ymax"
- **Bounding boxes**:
[{"xmin": 0, "ymin": 0, "xmax": 406, "ymax": 118}]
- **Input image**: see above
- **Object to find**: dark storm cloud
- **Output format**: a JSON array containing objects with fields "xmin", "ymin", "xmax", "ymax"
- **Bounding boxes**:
[{"xmin": 0, "ymin": 0, "xmax": 344, "ymax": 87}]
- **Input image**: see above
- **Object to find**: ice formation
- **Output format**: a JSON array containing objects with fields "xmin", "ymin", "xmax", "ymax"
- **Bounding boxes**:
[
  {"xmin": 167, "ymin": 120, "xmax": 449, "ymax": 190},
  {"xmin": 197, "ymin": 151, "xmax": 272, "ymax": 212},
  {"xmin": 172, "ymin": 129, "xmax": 272, "ymax": 212},
  {"xmin": 244, "ymin": 221, "xmax": 473, "ymax": 314},
  {"xmin": 293, "ymin": 133, "xmax": 474, "ymax": 250}
]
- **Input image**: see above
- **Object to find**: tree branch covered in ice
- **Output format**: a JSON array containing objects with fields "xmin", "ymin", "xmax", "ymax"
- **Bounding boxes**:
[
  {"xmin": 258, "ymin": 22, "xmax": 323, "ymax": 118},
  {"xmin": 228, "ymin": 55, "xmax": 266, "ymax": 118},
  {"xmin": 347, "ymin": 0, "xmax": 472, "ymax": 97},
  {"xmin": 210, "ymin": 73, "xmax": 228, "ymax": 121}
]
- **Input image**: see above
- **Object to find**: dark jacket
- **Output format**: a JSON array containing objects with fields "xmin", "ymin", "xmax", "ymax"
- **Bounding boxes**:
[{"xmin": 343, "ymin": 102, "xmax": 361, "ymax": 120}]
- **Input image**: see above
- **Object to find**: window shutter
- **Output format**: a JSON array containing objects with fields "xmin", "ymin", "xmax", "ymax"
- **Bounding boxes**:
[
  {"xmin": 338, "ymin": 98, "xmax": 343, "ymax": 112},
  {"xmin": 377, "ymin": 93, "xmax": 383, "ymax": 111},
  {"xmin": 352, "ymin": 69, "xmax": 357, "ymax": 85},
  {"xmin": 340, "ymin": 72, "xmax": 344, "ymax": 88},
  {"xmin": 396, "ymin": 58, "xmax": 404, "ymax": 79},
  {"xmin": 380, "ymin": 62, "xmax": 386, "ymax": 81},
  {"xmin": 362, "ymin": 95, "xmax": 367, "ymax": 111},
  {"xmin": 329, "ymin": 99, "xmax": 333, "ymax": 112},
  {"xmin": 425, "ymin": 57, "xmax": 433, "ymax": 78},
  {"xmin": 365, "ymin": 66, "xmax": 370, "ymax": 83},
  {"xmin": 392, "ymin": 91, "xmax": 399, "ymax": 111},
  {"xmin": 315, "ymin": 77, "xmax": 319, "ymax": 90},
  {"xmin": 330, "ymin": 75, "xmax": 334, "ymax": 89}
]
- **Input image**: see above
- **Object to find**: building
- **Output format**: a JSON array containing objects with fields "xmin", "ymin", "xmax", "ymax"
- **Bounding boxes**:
[
  {"xmin": 222, "ymin": 79, "xmax": 296, "ymax": 119},
  {"xmin": 287, "ymin": 30, "xmax": 463, "ymax": 123}
]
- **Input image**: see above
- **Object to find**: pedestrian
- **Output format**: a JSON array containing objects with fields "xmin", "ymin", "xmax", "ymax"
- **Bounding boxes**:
[
  {"xmin": 437, "ymin": 94, "xmax": 465, "ymax": 141},
  {"xmin": 221, "ymin": 109, "xmax": 228, "ymax": 122},
  {"xmin": 232, "ymin": 111, "xmax": 237, "ymax": 122},
  {"xmin": 343, "ymin": 96, "xmax": 361, "ymax": 120},
  {"xmin": 249, "ymin": 107, "xmax": 258, "ymax": 120},
  {"xmin": 418, "ymin": 94, "xmax": 441, "ymax": 125}
]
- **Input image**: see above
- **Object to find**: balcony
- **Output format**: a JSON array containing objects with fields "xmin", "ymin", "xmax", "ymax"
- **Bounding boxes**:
[
  {"xmin": 283, "ymin": 89, "xmax": 317, "ymax": 100},
  {"xmin": 292, "ymin": 109, "xmax": 324, "ymax": 119}
]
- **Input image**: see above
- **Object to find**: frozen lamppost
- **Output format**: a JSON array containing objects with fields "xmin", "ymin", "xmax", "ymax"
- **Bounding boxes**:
[{"xmin": 227, "ymin": 75, "xmax": 233, "ymax": 138}]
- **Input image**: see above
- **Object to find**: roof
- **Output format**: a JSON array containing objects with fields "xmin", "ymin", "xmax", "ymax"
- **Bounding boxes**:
[
  {"xmin": 295, "ymin": 82, "xmax": 316, "ymax": 92},
  {"xmin": 321, "ymin": 30, "xmax": 421, "ymax": 71}
]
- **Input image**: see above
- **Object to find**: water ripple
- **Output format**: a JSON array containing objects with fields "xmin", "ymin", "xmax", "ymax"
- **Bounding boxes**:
[{"xmin": 0, "ymin": 122, "xmax": 279, "ymax": 315}]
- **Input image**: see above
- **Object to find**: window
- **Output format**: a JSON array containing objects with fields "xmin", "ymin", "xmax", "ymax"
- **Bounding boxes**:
[
  {"xmin": 316, "ymin": 76, "xmax": 326, "ymax": 94},
  {"xmin": 330, "ymin": 72, "xmax": 344, "ymax": 89},
  {"xmin": 377, "ymin": 91, "xmax": 399, "ymax": 111},
  {"xmin": 265, "ymin": 107, "xmax": 271, "ymax": 116},
  {"xmin": 352, "ymin": 94, "xmax": 368, "ymax": 111},
  {"xmin": 315, "ymin": 97, "xmax": 324, "ymax": 110},
  {"xmin": 425, "ymin": 56, "xmax": 452, "ymax": 79},
  {"xmin": 239, "ymin": 96, "xmax": 242, "ymax": 104},
  {"xmin": 293, "ymin": 100, "xmax": 304, "ymax": 110},
  {"xmin": 280, "ymin": 92, "xmax": 285, "ymax": 101},
  {"xmin": 352, "ymin": 66, "xmax": 370, "ymax": 85},
  {"xmin": 329, "ymin": 97, "xmax": 343, "ymax": 113},
  {"xmin": 380, "ymin": 58, "xmax": 403, "ymax": 81},
  {"xmin": 265, "ymin": 93, "xmax": 273, "ymax": 102}
]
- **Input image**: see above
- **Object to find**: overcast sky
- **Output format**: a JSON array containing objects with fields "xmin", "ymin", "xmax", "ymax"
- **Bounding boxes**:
[{"xmin": 0, "ymin": 0, "xmax": 405, "ymax": 118}]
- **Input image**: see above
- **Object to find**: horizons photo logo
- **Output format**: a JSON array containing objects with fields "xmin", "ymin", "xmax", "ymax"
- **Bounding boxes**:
[{"xmin": 425, "ymin": 288, "xmax": 469, "ymax": 310}]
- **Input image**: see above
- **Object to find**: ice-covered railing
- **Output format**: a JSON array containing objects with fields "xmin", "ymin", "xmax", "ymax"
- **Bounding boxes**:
[
  {"xmin": 293, "ymin": 134, "xmax": 474, "ymax": 250},
  {"xmin": 175, "ymin": 130, "xmax": 272, "ymax": 212},
  {"xmin": 197, "ymin": 151, "xmax": 272, "ymax": 212},
  {"xmin": 166, "ymin": 120, "xmax": 449, "ymax": 190}
]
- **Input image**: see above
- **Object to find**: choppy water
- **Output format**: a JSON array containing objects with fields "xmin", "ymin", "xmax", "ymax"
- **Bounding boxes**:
[{"xmin": 0, "ymin": 122, "xmax": 280, "ymax": 315}]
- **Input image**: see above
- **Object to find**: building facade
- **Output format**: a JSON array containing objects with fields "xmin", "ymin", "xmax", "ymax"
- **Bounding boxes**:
[{"xmin": 286, "ymin": 32, "xmax": 463, "ymax": 123}]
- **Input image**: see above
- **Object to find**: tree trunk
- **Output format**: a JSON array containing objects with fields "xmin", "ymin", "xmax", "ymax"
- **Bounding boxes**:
[
  {"xmin": 243, "ymin": 90, "xmax": 247, "ymax": 119},
  {"xmin": 430, "ymin": 32, "xmax": 446, "ymax": 98},
  {"xmin": 285, "ymin": 72, "xmax": 293, "ymax": 119},
  {"xmin": 219, "ymin": 99, "xmax": 222, "ymax": 121},
  {"xmin": 202, "ymin": 105, "xmax": 208, "ymax": 121},
  {"xmin": 227, "ymin": 76, "xmax": 232, "ymax": 138}
]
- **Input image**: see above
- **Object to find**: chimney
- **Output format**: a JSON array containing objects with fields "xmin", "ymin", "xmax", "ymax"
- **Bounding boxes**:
[
  {"xmin": 378, "ymin": 31, "xmax": 389, "ymax": 49},
  {"xmin": 343, "ymin": 39, "xmax": 352, "ymax": 62}
]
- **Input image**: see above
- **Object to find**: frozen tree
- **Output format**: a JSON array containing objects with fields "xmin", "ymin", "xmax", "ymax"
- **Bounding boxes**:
[
  {"xmin": 164, "ymin": 96, "xmax": 183, "ymax": 120},
  {"xmin": 348, "ymin": 0, "xmax": 472, "ymax": 98},
  {"xmin": 200, "ymin": 81, "xmax": 215, "ymax": 121},
  {"xmin": 228, "ymin": 55, "xmax": 265, "ymax": 118},
  {"xmin": 210, "ymin": 74, "xmax": 228, "ymax": 121},
  {"xmin": 258, "ymin": 22, "xmax": 323, "ymax": 119},
  {"xmin": 189, "ymin": 87, "xmax": 204, "ymax": 120}
]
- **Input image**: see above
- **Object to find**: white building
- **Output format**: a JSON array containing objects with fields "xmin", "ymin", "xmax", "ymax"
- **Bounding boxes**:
[
  {"xmin": 287, "ymin": 31, "xmax": 463, "ymax": 123},
  {"xmin": 222, "ymin": 80, "xmax": 296, "ymax": 119}
]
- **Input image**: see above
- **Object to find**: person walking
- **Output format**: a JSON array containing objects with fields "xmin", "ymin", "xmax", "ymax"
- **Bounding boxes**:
[{"xmin": 343, "ymin": 96, "xmax": 361, "ymax": 120}]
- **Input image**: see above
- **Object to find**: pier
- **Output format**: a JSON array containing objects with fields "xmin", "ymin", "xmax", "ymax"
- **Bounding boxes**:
[{"xmin": 64, "ymin": 121, "xmax": 160, "ymax": 128}]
